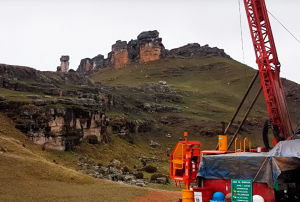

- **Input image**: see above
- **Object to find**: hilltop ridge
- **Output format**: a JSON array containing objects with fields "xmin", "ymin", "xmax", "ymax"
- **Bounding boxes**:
[{"xmin": 74, "ymin": 30, "xmax": 230, "ymax": 72}]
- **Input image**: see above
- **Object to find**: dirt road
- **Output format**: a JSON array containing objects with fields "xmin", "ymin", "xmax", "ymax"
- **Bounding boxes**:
[{"xmin": 131, "ymin": 190, "xmax": 181, "ymax": 202}]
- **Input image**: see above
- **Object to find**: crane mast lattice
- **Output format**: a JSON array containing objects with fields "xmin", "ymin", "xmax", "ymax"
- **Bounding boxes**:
[{"xmin": 243, "ymin": 0, "xmax": 293, "ymax": 140}]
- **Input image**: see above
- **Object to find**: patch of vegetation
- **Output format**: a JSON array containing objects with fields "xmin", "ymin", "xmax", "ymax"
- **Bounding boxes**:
[
  {"xmin": 119, "ymin": 133, "xmax": 139, "ymax": 144},
  {"xmin": 145, "ymin": 165, "xmax": 157, "ymax": 173}
]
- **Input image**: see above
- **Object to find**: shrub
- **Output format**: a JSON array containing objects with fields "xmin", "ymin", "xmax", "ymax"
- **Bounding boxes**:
[
  {"xmin": 88, "ymin": 135, "xmax": 98, "ymax": 144},
  {"xmin": 119, "ymin": 133, "xmax": 138, "ymax": 144},
  {"xmin": 150, "ymin": 173, "xmax": 170, "ymax": 183},
  {"xmin": 123, "ymin": 166, "xmax": 130, "ymax": 173},
  {"xmin": 144, "ymin": 165, "xmax": 157, "ymax": 173},
  {"xmin": 134, "ymin": 172, "xmax": 144, "ymax": 179}
]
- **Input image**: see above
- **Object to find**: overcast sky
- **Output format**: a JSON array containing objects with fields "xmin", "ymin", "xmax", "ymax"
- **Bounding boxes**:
[{"xmin": 0, "ymin": 0, "xmax": 299, "ymax": 83}]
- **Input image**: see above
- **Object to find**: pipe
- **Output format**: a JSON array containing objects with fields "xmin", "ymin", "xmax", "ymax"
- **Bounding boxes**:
[
  {"xmin": 216, "ymin": 71, "xmax": 259, "ymax": 150},
  {"xmin": 227, "ymin": 86, "xmax": 262, "ymax": 150}
]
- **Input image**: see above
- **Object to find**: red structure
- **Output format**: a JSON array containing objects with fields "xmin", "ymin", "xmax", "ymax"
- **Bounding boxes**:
[
  {"xmin": 170, "ymin": 1, "xmax": 298, "ymax": 201},
  {"xmin": 243, "ymin": 0, "xmax": 293, "ymax": 141}
]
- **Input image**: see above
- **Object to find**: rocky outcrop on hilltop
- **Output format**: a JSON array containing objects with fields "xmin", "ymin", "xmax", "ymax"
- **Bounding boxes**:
[
  {"xmin": 76, "ymin": 30, "xmax": 166, "ymax": 71},
  {"xmin": 111, "ymin": 40, "xmax": 130, "ymax": 69},
  {"xmin": 76, "ymin": 30, "xmax": 230, "ymax": 72},
  {"xmin": 0, "ymin": 63, "xmax": 95, "ymax": 94},
  {"xmin": 166, "ymin": 43, "xmax": 230, "ymax": 58},
  {"xmin": 110, "ymin": 31, "xmax": 166, "ymax": 69},
  {"xmin": 0, "ymin": 64, "xmax": 52, "ymax": 83},
  {"xmin": 77, "ymin": 54, "xmax": 109, "ymax": 72},
  {"xmin": 137, "ymin": 30, "xmax": 166, "ymax": 63}
]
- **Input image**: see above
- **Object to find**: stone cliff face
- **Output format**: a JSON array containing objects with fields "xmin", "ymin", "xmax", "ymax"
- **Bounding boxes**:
[{"xmin": 14, "ymin": 105, "xmax": 109, "ymax": 151}]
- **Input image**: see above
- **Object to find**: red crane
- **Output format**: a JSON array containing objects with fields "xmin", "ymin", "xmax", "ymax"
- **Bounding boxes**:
[{"xmin": 243, "ymin": 0, "xmax": 294, "ymax": 142}]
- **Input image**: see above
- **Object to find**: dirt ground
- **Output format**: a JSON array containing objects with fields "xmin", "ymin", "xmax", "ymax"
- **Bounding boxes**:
[{"xmin": 131, "ymin": 190, "xmax": 181, "ymax": 202}]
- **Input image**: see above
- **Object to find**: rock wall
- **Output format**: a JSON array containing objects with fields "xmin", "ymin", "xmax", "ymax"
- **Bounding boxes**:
[{"xmin": 15, "ymin": 105, "xmax": 109, "ymax": 151}]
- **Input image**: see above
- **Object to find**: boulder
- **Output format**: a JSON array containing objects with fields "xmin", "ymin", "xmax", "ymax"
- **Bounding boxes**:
[
  {"xmin": 0, "ymin": 147, "xmax": 8, "ymax": 152},
  {"xmin": 150, "ymin": 173, "xmax": 170, "ymax": 184},
  {"xmin": 156, "ymin": 177, "xmax": 168, "ymax": 184},
  {"xmin": 137, "ymin": 30, "xmax": 159, "ymax": 41},
  {"xmin": 136, "ymin": 182, "xmax": 146, "ymax": 187},
  {"xmin": 0, "ymin": 95, "xmax": 6, "ymax": 101},
  {"xmin": 144, "ymin": 165, "xmax": 157, "ymax": 173},
  {"xmin": 111, "ymin": 159, "xmax": 121, "ymax": 167}
]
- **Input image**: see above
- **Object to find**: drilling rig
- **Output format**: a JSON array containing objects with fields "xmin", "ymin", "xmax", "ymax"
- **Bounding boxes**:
[{"xmin": 170, "ymin": 0, "xmax": 300, "ymax": 201}]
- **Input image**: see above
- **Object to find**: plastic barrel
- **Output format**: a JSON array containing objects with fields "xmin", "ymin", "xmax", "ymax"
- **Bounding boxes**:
[
  {"xmin": 182, "ymin": 189, "xmax": 194, "ymax": 202},
  {"xmin": 193, "ymin": 187, "xmax": 213, "ymax": 202}
]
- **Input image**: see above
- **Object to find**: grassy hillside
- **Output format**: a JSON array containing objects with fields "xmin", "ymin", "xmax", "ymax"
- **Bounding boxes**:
[
  {"xmin": 93, "ymin": 57, "xmax": 267, "ymax": 120},
  {"xmin": 92, "ymin": 57, "xmax": 272, "ymax": 148},
  {"xmin": 0, "ymin": 112, "xmax": 151, "ymax": 202}
]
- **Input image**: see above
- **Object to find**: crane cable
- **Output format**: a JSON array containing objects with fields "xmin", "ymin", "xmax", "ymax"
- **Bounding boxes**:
[
  {"xmin": 237, "ymin": 0, "xmax": 251, "ymax": 107},
  {"xmin": 267, "ymin": 10, "xmax": 300, "ymax": 44}
]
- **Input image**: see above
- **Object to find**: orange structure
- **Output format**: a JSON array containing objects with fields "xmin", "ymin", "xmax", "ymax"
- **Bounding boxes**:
[{"xmin": 170, "ymin": 132, "xmax": 201, "ymax": 189}]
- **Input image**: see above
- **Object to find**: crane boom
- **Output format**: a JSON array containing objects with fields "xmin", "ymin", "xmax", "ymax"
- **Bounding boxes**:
[{"xmin": 243, "ymin": 0, "xmax": 293, "ymax": 140}]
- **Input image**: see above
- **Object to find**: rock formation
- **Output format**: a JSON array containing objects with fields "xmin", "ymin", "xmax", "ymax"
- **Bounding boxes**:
[
  {"xmin": 137, "ymin": 30, "xmax": 165, "ymax": 63},
  {"xmin": 166, "ymin": 43, "xmax": 230, "ymax": 58},
  {"xmin": 77, "ymin": 54, "xmax": 106, "ymax": 72},
  {"xmin": 57, "ymin": 55, "xmax": 69, "ymax": 72},
  {"xmin": 15, "ymin": 105, "xmax": 109, "ymax": 151},
  {"xmin": 111, "ymin": 40, "xmax": 129, "ymax": 69},
  {"xmin": 75, "ymin": 30, "xmax": 231, "ymax": 72},
  {"xmin": 76, "ymin": 30, "xmax": 166, "ymax": 71}
]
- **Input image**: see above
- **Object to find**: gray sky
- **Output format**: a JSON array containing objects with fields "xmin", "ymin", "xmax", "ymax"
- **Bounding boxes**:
[{"xmin": 0, "ymin": 0, "xmax": 299, "ymax": 83}]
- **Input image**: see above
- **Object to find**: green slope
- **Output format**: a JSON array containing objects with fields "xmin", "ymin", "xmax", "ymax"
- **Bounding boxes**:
[{"xmin": 92, "ymin": 57, "xmax": 269, "ymax": 148}]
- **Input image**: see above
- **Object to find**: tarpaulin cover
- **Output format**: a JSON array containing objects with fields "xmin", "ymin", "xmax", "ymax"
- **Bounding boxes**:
[{"xmin": 197, "ymin": 140, "xmax": 300, "ymax": 188}]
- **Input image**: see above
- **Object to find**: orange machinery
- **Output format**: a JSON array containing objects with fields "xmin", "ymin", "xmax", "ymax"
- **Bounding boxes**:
[{"xmin": 170, "ymin": 132, "xmax": 201, "ymax": 189}]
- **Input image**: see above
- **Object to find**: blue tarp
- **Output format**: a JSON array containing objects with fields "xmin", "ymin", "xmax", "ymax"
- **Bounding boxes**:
[{"xmin": 197, "ymin": 140, "xmax": 300, "ymax": 188}]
